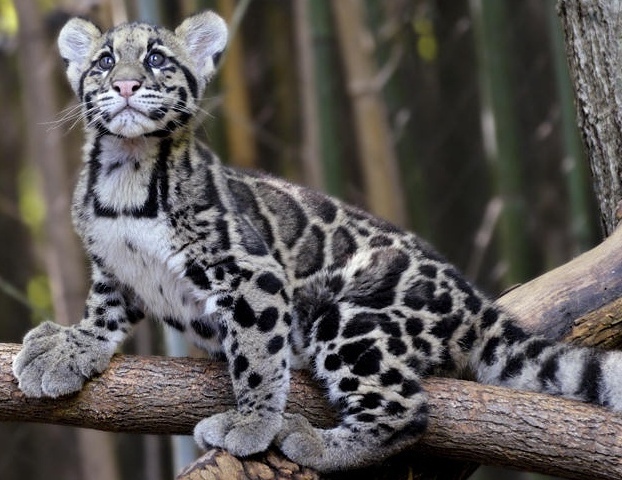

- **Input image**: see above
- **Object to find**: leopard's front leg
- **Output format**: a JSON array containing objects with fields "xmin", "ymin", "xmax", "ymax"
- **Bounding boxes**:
[
  {"xmin": 193, "ymin": 259, "xmax": 292, "ymax": 457},
  {"xmin": 13, "ymin": 263, "xmax": 144, "ymax": 398}
]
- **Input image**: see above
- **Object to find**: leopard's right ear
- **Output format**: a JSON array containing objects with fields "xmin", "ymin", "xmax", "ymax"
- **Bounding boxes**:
[{"xmin": 58, "ymin": 18, "xmax": 102, "ymax": 95}]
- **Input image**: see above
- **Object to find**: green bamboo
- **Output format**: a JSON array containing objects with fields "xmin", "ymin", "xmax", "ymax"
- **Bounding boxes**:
[
  {"xmin": 363, "ymin": 0, "xmax": 429, "ymax": 234},
  {"xmin": 470, "ymin": 0, "xmax": 533, "ymax": 286},
  {"xmin": 309, "ymin": 0, "xmax": 345, "ymax": 198}
]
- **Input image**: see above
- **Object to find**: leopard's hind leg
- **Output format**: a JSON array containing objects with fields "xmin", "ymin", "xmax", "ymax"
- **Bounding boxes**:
[
  {"xmin": 276, "ymin": 352, "xmax": 428, "ymax": 471},
  {"xmin": 279, "ymin": 300, "xmax": 429, "ymax": 470}
]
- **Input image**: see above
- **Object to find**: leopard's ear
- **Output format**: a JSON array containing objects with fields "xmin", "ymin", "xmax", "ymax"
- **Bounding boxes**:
[
  {"xmin": 58, "ymin": 18, "xmax": 102, "ymax": 95},
  {"xmin": 175, "ymin": 11, "xmax": 228, "ymax": 83}
]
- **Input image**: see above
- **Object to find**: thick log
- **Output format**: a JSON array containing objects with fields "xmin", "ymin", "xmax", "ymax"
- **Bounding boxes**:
[{"xmin": 2, "ymin": 341, "xmax": 622, "ymax": 480}]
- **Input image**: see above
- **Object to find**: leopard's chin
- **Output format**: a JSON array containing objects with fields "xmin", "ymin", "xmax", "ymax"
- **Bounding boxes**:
[{"xmin": 106, "ymin": 109, "xmax": 157, "ymax": 138}]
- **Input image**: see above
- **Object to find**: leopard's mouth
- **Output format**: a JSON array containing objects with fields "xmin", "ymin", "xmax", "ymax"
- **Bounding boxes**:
[
  {"xmin": 106, "ymin": 107, "xmax": 155, "ymax": 137},
  {"xmin": 112, "ymin": 102, "xmax": 147, "ymax": 119}
]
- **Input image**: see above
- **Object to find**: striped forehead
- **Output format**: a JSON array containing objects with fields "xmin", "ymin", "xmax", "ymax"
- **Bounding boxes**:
[{"xmin": 105, "ymin": 23, "xmax": 164, "ymax": 59}]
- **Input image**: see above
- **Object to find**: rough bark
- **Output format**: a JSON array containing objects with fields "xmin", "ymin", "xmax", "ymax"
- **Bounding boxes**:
[
  {"xmin": 557, "ymin": 0, "xmax": 622, "ymax": 235},
  {"xmin": 498, "ymin": 223, "xmax": 622, "ymax": 341}
]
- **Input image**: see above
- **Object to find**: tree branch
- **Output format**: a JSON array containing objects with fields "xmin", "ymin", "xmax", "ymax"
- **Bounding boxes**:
[
  {"xmin": 2, "ymin": 340, "xmax": 622, "ymax": 480},
  {"xmin": 498, "ymin": 223, "xmax": 622, "ymax": 343},
  {"xmin": 4, "ymin": 227, "xmax": 622, "ymax": 480}
]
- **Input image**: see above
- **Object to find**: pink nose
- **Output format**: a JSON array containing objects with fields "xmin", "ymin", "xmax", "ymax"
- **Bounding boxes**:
[{"xmin": 112, "ymin": 80, "xmax": 142, "ymax": 98}]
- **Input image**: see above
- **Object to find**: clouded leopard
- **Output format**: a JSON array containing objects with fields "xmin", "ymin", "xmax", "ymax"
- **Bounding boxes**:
[{"xmin": 12, "ymin": 10, "xmax": 622, "ymax": 472}]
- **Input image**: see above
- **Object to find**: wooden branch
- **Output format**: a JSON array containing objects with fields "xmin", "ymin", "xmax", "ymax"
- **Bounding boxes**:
[
  {"xmin": 498, "ymin": 224, "xmax": 622, "ymax": 343},
  {"xmin": 2, "ymin": 342, "xmax": 622, "ymax": 480}
]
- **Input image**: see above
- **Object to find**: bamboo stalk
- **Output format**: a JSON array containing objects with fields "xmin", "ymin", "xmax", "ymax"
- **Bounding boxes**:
[
  {"xmin": 217, "ymin": 0, "xmax": 258, "ymax": 169},
  {"xmin": 293, "ymin": 0, "xmax": 324, "ymax": 190},
  {"xmin": 308, "ymin": 0, "xmax": 346, "ymax": 198},
  {"xmin": 469, "ymin": 0, "xmax": 532, "ymax": 285},
  {"xmin": 331, "ymin": 0, "xmax": 407, "ymax": 226}
]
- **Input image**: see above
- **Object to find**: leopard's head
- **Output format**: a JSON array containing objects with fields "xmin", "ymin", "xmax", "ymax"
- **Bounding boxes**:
[{"xmin": 58, "ymin": 12, "xmax": 227, "ymax": 138}]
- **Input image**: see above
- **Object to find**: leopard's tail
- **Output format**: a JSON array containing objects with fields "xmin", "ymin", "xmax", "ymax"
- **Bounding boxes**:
[{"xmin": 470, "ymin": 306, "xmax": 622, "ymax": 411}]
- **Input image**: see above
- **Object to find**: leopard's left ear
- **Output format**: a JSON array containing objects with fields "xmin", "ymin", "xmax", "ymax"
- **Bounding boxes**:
[{"xmin": 175, "ymin": 11, "xmax": 228, "ymax": 82}]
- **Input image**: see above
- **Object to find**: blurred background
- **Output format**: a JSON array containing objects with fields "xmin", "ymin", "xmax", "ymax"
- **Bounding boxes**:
[{"xmin": 0, "ymin": 0, "xmax": 599, "ymax": 479}]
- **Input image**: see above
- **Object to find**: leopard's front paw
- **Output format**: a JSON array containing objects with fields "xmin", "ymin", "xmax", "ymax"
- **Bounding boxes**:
[
  {"xmin": 12, "ymin": 321, "xmax": 114, "ymax": 398},
  {"xmin": 194, "ymin": 409, "xmax": 282, "ymax": 457}
]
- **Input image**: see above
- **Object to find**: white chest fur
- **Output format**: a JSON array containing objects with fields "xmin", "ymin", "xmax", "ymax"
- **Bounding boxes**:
[{"xmin": 88, "ymin": 216, "xmax": 203, "ymax": 323}]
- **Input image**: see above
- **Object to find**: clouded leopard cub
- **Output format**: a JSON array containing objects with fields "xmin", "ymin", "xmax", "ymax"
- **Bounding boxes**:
[{"xmin": 12, "ymin": 10, "xmax": 622, "ymax": 472}]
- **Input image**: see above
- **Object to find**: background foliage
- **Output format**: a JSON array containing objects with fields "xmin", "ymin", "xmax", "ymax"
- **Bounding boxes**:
[{"xmin": 0, "ymin": 0, "xmax": 598, "ymax": 479}]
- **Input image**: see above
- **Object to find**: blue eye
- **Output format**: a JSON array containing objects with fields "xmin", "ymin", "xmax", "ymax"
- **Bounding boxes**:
[
  {"xmin": 147, "ymin": 52, "xmax": 166, "ymax": 68},
  {"xmin": 98, "ymin": 54, "xmax": 115, "ymax": 70}
]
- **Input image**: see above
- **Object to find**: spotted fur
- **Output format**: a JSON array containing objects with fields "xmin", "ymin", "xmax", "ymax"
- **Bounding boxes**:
[{"xmin": 12, "ymin": 11, "xmax": 622, "ymax": 472}]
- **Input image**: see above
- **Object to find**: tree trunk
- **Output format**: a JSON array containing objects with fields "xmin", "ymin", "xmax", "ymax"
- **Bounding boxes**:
[{"xmin": 557, "ymin": 0, "xmax": 622, "ymax": 235}]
